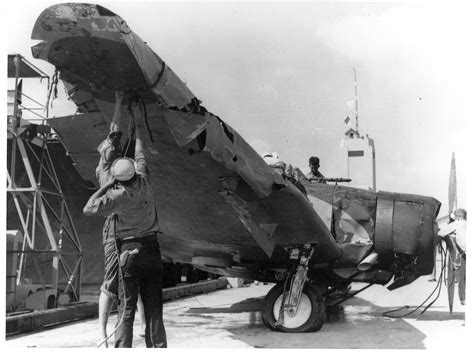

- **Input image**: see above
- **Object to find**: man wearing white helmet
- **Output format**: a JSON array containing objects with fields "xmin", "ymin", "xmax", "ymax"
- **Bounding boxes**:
[
  {"xmin": 262, "ymin": 152, "xmax": 307, "ymax": 194},
  {"xmin": 89, "ymin": 91, "xmax": 146, "ymax": 347},
  {"xmin": 262, "ymin": 152, "xmax": 285, "ymax": 175},
  {"xmin": 84, "ymin": 96, "xmax": 167, "ymax": 347}
]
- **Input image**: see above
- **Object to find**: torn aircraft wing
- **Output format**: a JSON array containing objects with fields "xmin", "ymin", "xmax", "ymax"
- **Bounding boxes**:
[{"xmin": 35, "ymin": 3, "xmax": 342, "ymax": 273}]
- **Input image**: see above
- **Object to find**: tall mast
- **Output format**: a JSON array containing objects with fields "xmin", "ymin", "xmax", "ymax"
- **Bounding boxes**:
[{"xmin": 353, "ymin": 67, "xmax": 359, "ymax": 134}]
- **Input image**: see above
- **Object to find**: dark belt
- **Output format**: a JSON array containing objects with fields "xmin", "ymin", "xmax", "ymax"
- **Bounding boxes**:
[{"xmin": 117, "ymin": 233, "xmax": 157, "ymax": 245}]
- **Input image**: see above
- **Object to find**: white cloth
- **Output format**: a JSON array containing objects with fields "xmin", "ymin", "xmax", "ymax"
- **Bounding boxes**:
[{"xmin": 438, "ymin": 219, "xmax": 466, "ymax": 252}]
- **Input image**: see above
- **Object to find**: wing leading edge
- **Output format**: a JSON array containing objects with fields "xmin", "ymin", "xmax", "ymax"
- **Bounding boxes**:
[{"xmin": 35, "ymin": 3, "xmax": 342, "ymax": 268}]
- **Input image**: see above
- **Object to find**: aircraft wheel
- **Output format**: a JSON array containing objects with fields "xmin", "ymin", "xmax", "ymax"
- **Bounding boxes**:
[{"xmin": 262, "ymin": 282, "xmax": 325, "ymax": 333}]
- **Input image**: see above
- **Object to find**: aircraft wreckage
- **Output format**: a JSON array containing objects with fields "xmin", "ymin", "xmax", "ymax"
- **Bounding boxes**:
[{"xmin": 28, "ymin": 3, "xmax": 441, "ymax": 332}]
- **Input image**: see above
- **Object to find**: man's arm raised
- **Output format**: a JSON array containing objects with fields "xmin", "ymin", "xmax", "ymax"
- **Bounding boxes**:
[
  {"xmin": 133, "ymin": 105, "xmax": 149, "ymax": 175},
  {"xmin": 110, "ymin": 90, "xmax": 125, "ymax": 133},
  {"xmin": 83, "ymin": 177, "xmax": 117, "ymax": 216}
]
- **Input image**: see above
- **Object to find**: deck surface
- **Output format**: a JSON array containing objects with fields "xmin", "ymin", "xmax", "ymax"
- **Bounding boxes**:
[{"xmin": 5, "ymin": 262, "xmax": 466, "ymax": 349}]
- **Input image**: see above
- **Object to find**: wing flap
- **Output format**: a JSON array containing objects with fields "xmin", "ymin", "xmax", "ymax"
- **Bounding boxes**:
[{"xmin": 49, "ymin": 112, "xmax": 109, "ymax": 183}]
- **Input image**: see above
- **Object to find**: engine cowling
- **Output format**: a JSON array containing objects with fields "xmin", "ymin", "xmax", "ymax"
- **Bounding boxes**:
[{"xmin": 374, "ymin": 191, "xmax": 441, "ymax": 289}]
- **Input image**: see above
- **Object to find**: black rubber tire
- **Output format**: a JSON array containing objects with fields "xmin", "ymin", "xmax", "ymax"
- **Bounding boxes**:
[{"xmin": 262, "ymin": 282, "xmax": 325, "ymax": 333}]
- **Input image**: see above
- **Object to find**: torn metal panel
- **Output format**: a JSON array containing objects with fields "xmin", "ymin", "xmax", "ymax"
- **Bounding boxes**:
[
  {"xmin": 204, "ymin": 114, "xmax": 275, "ymax": 198},
  {"xmin": 163, "ymin": 110, "xmax": 208, "ymax": 147},
  {"xmin": 337, "ymin": 207, "xmax": 372, "ymax": 244},
  {"xmin": 48, "ymin": 111, "xmax": 108, "ymax": 183},
  {"xmin": 219, "ymin": 179, "xmax": 275, "ymax": 258},
  {"xmin": 31, "ymin": 4, "xmax": 121, "ymax": 40},
  {"xmin": 31, "ymin": 2, "xmax": 276, "ymax": 199},
  {"xmin": 61, "ymin": 82, "xmax": 100, "ymax": 113},
  {"xmin": 202, "ymin": 115, "xmax": 227, "ymax": 163},
  {"xmin": 305, "ymin": 183, "xmax": 376, "ymax": 244},
  {"xmin": 263, "ymin": 183, "xmax": 342, "ymax": 262},
  {"xmin": 305, "ymin": 183, "xmax": 377, "ymax": 266},
  {"xmin": 49, "ymin": 112, "xmax": 108, "ymax": 153},
  {"xmin": 307, "ymin": 193, "xmax": 333, "ymax": 231},
  {"xmin": 31, "ymin": 4, "xmax": 157, "ymax": 103},
  {"xmin": 331, "ymin": 187, "xmax": 376, "ymax": 243}
]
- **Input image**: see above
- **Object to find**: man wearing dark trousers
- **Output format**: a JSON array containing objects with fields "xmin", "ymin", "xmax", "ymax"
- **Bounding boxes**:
[{"xmin": 84, "ymin": 101, "xmax": 167, "ymax": 348}]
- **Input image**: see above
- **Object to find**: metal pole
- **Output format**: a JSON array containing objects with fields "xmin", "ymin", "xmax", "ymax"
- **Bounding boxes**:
[
  {"xmin": 17, "ymin": 138, "xmax": 59, "ymax": 301},
  {"xmin": 353, "ymin": 68, "xmax": 359, "ymax": 134},
  {"xmin": 10, "ymin": 55, "xmax": 21, "ymax": 188},
  {"xmin": 7, "ymin": 173, "xmax": 34, "ymax": 248},
  {"xmin": 449, "ymin": 152, "xmax": 457, "ymax": 215},
  {"xmin": 17, "ymin": 233, "xmax": 28, "ymax": 285},
  {"xmin": 46, "ymin": 77, "xmax": 50, "ymax": 119}
]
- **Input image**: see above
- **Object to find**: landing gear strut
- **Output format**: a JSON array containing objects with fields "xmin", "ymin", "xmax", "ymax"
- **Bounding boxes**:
[{"xmin": 262, "ymin": 244, "xmax": 325, "ymax": 333}]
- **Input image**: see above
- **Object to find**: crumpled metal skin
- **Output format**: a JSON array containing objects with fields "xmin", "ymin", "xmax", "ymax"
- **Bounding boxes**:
[
  {"xmin": 31, "ymin": 3, "xmax": 279, "ymax": 198},
  {"xmin": 32, "ymin": 4, "xmax": 441, "ymax": 287}
]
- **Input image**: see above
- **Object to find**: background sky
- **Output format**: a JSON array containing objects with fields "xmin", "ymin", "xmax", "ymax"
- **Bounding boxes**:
[{"xmin": 4, "ymin": 0, "xmax": 472, "ymax": 217}]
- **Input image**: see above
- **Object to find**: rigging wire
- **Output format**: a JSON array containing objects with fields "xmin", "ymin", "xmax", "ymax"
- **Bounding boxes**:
[
  {"xmin": 45, "ymin": 68, "xmax": 59, "ymax": 110},
  {"xmin": 126, "ymin": 91, "xmax": 154, "ymax": 145}
]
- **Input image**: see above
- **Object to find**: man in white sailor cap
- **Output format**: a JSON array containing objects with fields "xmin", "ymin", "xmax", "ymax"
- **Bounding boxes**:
[{"xmin": 84, "ymin": 94, "xmax": 167, "ymax": 348}]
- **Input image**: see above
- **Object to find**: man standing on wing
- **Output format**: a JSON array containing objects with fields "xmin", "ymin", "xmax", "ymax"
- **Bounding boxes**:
[{"xmin": 84, "ymin": 98, "xmax": 167, "ymax": 348}]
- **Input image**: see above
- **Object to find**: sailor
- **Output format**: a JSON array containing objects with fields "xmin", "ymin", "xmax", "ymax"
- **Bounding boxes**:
[
  {"xmin": 262, "ymin": 152, "xmax": 296, "ymax": 179},
  {"xmin": 438, "ymin": 208, "xmax": 467, "ymax": 305},
  {"xmin": 84, "ymin": 97, "xmax": 167, "ymax": 348},
  {"xmin": 93, "ymin": 91, "xmax": 146, "ymax": 347},
  {"xmin": 262, "ymin": 152, "xmax": 283, "ymax": 173},
  {"xmin": 306, "ymin": 156, "xmax": 326, "ymax": 183},
  {"xmin": 262, "ymin": 152, "xmax": 307, "ymax": 194}
]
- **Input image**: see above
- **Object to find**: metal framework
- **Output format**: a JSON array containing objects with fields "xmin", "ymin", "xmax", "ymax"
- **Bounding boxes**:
[{"xmin": 7, "ymin": 54, "xmax": 83, "ymax": 306}]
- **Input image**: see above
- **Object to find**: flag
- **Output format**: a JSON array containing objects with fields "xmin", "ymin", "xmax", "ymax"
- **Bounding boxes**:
[
  {"xmin": 346, "ymin": 99, "xmax": 355, "ymax": 111},
  {"xmin": 345, "ymin": 99, "xmax": 356, "ymax": 126}
]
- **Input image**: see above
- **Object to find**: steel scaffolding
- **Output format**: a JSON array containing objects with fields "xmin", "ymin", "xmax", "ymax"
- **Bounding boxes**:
[{"xmin": 7, "ymin": 54, "xmax": 83, "ymax": 308}]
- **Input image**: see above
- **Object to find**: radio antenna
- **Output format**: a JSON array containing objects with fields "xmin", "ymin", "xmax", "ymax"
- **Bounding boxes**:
[{"xmin": 353, "ymin": 67, "xmax": 359, "ymax": 134}]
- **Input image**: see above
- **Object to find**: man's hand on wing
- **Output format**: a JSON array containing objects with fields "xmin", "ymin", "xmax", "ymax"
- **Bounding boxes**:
[
  {"xmin": 106, "ymin": 176, "xmax": 117, "ymax": 189},
  {"xmin": 115, "ymin": 90, "xmax": 125, "ymax": 103}
]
